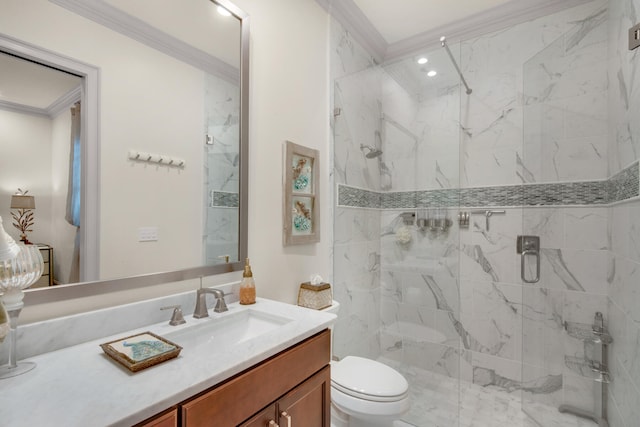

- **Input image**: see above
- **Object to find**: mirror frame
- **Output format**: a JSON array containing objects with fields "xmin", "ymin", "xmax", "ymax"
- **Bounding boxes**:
[{"xmin": 0, "ymin": 0, "xmax": 250, "ymax": 306}]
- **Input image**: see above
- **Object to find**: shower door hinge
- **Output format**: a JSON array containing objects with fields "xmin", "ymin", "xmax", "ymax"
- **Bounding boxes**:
[{"xmin": 630, "ymin": 22, "xmax": 640, "ymax": 50}]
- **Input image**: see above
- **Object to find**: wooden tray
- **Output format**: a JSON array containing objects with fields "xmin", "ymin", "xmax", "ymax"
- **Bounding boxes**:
[{"xmin": 100, "ymin": 331, "xmax": 182, "ymax": 372}]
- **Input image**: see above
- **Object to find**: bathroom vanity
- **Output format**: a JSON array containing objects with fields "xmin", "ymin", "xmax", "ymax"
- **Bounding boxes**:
[
  {"xmin": 0, "ymin": 297, "xmax": 335, "ymax": 426},
  {"xmin": 142, "ymin": 330, "xmax": 330, "ymax": 427}
]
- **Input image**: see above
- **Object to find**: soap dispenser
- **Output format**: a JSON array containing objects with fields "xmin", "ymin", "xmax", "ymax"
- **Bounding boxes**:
[{"xmin": 239, "ymin": 258, "xmax": 256, "ymax": 305}]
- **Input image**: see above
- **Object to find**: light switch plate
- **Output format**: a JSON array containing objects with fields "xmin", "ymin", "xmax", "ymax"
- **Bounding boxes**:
[
  {"xmin": 630, "ymin": 22, "xmax": 640, "ymax": 50},
  {"xmin": 138, "ymin": 227, "xmax": 158, "ymax": 242}
]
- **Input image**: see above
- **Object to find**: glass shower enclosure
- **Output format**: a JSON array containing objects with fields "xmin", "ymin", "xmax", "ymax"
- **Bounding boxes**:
[{"xmin": 331, "ymin": 1, "xmax": 613, "ymax": 426}]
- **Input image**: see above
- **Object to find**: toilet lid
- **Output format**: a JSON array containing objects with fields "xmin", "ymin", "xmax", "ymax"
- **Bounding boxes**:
[{"xmin": 331, "ymin": 356, "xmax": 408, "ymax": 402}]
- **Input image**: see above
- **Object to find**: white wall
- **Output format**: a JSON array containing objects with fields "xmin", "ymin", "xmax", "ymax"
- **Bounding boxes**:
[
  {"xmin": 233, "ymin": 0, "xmax": 332, "ymax": 303},
  {"xmin": 0, "ymin": 109, "xmax": 53, "ymax": 244}
]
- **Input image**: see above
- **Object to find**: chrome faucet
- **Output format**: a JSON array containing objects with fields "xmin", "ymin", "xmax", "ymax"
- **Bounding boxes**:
[{"xmin": 193, "ymin": 288, "xmax": 228, "ymax": 318}]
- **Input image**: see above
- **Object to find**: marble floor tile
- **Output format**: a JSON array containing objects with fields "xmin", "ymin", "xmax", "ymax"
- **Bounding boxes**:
[{"xmin": 380, "ymin": 357, "xmax": 598, "ymax": 427}]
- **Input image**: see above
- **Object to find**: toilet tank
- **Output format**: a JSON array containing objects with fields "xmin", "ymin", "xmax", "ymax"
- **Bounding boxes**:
[
  {"xmin": 320, "ymin": 300, "xmax": 340, "ymax": 359},
  {"xmin": 321, "ymin": 300, "xmax": 340, "ymax": 316}
]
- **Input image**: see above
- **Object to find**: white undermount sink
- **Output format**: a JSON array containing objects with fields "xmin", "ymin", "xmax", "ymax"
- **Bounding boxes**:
[{"xmin": 163, "ymin": 307, "xmax": 295, "ymax": 350}]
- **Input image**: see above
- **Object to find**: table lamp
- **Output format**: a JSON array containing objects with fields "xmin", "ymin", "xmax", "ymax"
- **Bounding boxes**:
[{"xmin": 10, "ymin": 189, "xmax": 35, "ymax": 244}]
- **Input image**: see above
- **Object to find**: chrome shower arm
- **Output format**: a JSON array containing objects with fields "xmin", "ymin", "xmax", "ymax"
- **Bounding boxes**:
[{"xmin": 440, "ymin": 36, "xmax": 472, "ymax": 95}]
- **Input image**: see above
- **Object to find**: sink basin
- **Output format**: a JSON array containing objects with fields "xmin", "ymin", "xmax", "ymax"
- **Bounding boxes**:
[{"xmin": 164, "ymin": 308, "xmax": 294, "ymax": 350}]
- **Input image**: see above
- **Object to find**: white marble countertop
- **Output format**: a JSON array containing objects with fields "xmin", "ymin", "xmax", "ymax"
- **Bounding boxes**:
[{"xmin": 0, "ymin": 298, "xmax": 335, "ymax": 427}]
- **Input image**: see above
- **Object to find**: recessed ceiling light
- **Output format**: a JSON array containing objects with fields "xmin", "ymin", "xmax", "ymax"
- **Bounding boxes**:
[
  {"xmin": 417, "ymin": 57, "xmax": 428, "ymax": 65},
  {"xmin": 427, "ymin": 70, "xmax": 437, "ymax": 77},
  {"xmin": 217, "ymin": 6, "xmax": 232, "ymax": 16}
]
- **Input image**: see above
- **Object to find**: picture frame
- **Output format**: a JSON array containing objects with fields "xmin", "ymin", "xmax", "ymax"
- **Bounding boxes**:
[{"xmin": 283, "ymin": 141, "xmax": 319, "ymax": 245}]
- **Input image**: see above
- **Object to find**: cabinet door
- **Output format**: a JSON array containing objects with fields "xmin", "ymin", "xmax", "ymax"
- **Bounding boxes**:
[
  {"xmin": 239, "ymin": 404, "xmax": 277, "ymax": 427},
  {"xmin": 137, "ymin": 408, "xmax": 178, "ymax": 427},
  {"xmin": 182, "ymin": 330, "xmax": 330, "ymax": 427},
  {"xmin": 277, "ymin": 366, "xmax": 331, "ymax": 427}
]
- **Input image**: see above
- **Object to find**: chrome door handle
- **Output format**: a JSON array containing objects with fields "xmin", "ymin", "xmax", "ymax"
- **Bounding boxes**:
[
  {"xmin": 521, "ymin": 249, "xmax": 540, "ymax": 283},
  {"xmin": 517, "ymin": 235, "xmax": 540, "ymax": 284}
]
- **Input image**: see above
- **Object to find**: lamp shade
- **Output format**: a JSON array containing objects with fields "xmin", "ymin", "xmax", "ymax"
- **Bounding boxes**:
[{"xmin": 10, "ymin": 195, "xmax": 35, "ymax": 210}]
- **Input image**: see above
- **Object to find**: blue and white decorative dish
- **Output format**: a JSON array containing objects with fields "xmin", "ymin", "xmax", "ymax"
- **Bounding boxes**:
[{"xmin": 100, "ymin": 331, "xmax": 182, "ymax": 372}]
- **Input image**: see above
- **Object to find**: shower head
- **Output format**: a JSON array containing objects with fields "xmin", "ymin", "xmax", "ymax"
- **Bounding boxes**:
[
  {"xmin": 360, "ymin": 144, "xmax": 383, "ymax": 159},
  {"xmin": 440, "ymin": 36, "xmax": 447, "ymax": 47}
]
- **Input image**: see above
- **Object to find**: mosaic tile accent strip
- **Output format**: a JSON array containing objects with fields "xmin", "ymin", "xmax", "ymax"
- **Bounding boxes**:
[
  {"xmin": 337, "ymin": 162, "xmax": 639, "ymax": 209},
  {"xmin": 460, "ymin": 186, "xmax": 523, "ymax": 207},
  {"xmin": 609, "ymin": 161, "xmax": 639, "ymax": 202},
  {"xmin": 520, "ymin": 181, "xmax": 609, "ymax": 206},
  {"xmin": 337, "ymin": 185, "xmax": 382, "ymax": 208},
  {"xmin": 211, "ymin": 191, "xmax": 239, "ymax": 208},
  {"xmin": 381, "ymin": 189, "xmax": 459, "ymax": 208}
]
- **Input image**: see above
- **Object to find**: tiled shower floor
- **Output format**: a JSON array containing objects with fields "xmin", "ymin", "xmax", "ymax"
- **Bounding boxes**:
[{"xmin": 380, "ymin": 358, "xmax": 598, "ymax": 427}]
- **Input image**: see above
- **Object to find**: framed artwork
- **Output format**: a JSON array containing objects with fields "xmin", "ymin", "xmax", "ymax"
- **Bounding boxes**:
[{"xmin": 283, "ymin": 141, "xmax": 319, "ymax": 245}]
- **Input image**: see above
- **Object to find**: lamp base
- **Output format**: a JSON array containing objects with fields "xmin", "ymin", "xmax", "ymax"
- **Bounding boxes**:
[{"xmin": 0, "ymin": 361, "xmax": 36, "ymax": 379}]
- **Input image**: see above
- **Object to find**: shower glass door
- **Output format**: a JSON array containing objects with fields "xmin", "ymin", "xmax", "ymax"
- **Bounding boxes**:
[
  {"xmin": 332, "ymin": 40, "xmax": 463, "ymax": 426},
  {"xmin": 521, "ymin": 7, "xmax": 610, "ymax": 426}
]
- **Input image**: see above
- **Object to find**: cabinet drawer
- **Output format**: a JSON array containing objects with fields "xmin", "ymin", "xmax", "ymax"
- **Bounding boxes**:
[{"xmin": 182, "ymin": 329, "xmax": 330, "ymax": 427}]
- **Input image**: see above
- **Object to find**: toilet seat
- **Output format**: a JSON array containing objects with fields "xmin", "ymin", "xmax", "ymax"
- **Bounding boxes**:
[{"xmin": 331, "ymin": 356, "xmax": 409, "ymax": 402}]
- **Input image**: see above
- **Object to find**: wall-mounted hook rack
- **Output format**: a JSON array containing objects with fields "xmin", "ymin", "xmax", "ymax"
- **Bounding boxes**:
[{"xmin": 128, "ymin": 150, "xmax": 185, "ymax": 168}]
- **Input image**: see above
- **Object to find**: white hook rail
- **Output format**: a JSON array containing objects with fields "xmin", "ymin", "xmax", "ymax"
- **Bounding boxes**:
[{"xmin": 127, "ymin": 150, "xmax": 185, "ymax": 168}]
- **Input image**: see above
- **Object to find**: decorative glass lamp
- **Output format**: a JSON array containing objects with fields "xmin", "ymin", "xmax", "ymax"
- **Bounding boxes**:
[
  {"xmin": 10, "ymin": 189, "xmax": 36, "ymax": 244},
  {"xmin": 0, "ymin": 215, "xmax": 43, "ymax": 379}
]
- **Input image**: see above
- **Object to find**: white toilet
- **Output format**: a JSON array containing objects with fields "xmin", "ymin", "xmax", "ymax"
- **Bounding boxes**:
[{"xmin": 322, "ymin": 301, "xmax": 410, "ymax": 427}]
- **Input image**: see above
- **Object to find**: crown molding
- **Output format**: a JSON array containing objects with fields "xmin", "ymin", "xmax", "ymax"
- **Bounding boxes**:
[
  {"xmin": 0, "ymin": 100, "xmax": 49, "ymax": 117},
  {"xmin": 315, "ymin": 0, "xmax": 386, "ymax": 63},
  {"xmin": 48, "ymin": 85, "xmax": 82, "ymax": 118},
  {"xmin": 48, "ymin": 0, "xmax": 240, "ymax": 85},
  {"xmin": 385, "ymin": 0, "xmax": 593, "ymax": 61},
  {"xmin": 0, "ymin": 85, "xmax": 82, "ymax": 118},
  {"xmin": 317, "ymin": 0, "xmax": 594, "ymax": 63}
]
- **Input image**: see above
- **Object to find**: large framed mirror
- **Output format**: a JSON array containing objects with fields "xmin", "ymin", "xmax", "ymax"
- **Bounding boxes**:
[{"xmin": 0, "ymin": 0, "xmax": 249, "ymax": 306}]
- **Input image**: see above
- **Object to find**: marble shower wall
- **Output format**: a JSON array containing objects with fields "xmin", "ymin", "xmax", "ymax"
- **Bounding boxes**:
[
  {"xmin": 607, "ymin": 0, "xmax": 640, "ymax": 426},
  {"xmin": 203, "ymin": 73, "xmax": 240, "ymax": 265},
  {"xmin": 517, "ymin": 3, "xmax": 612, "ymax": 421},
  {"xmin": 447, "ymin": 1, "xmax": 610, "ymax": 412}
]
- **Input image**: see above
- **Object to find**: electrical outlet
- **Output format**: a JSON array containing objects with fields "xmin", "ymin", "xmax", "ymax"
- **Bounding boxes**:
[
  {"xmin": 138, "ymin": 227, "xmax": 158, "ymax": 242},
  {"xmin": 630, "ymin": 22, "xmax": 640, "ymax": 50}
]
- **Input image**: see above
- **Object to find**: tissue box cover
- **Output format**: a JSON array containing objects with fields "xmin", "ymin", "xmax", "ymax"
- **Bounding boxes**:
[{"xmin": 297, "ymin": 282, "xmax": 332, "ymax": 310}]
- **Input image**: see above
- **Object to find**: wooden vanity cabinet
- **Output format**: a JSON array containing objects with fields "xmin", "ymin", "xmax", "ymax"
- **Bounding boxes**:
[
  {"xmin": 240, "ymin": 366, "xmax": 330, "ymax": 427},
  {"xmin": 165, "ymin": 329, "xmax": 331, "ymax": 427}
]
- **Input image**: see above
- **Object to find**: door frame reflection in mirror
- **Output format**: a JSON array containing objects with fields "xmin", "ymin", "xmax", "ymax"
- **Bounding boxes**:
[
  {"xmin": 0, "ymin": 33, "xmax": 101, "ymax": 285},
  {"xmin": 0, "ymin": 0, "xmax": 250, "ymax": 308}
]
